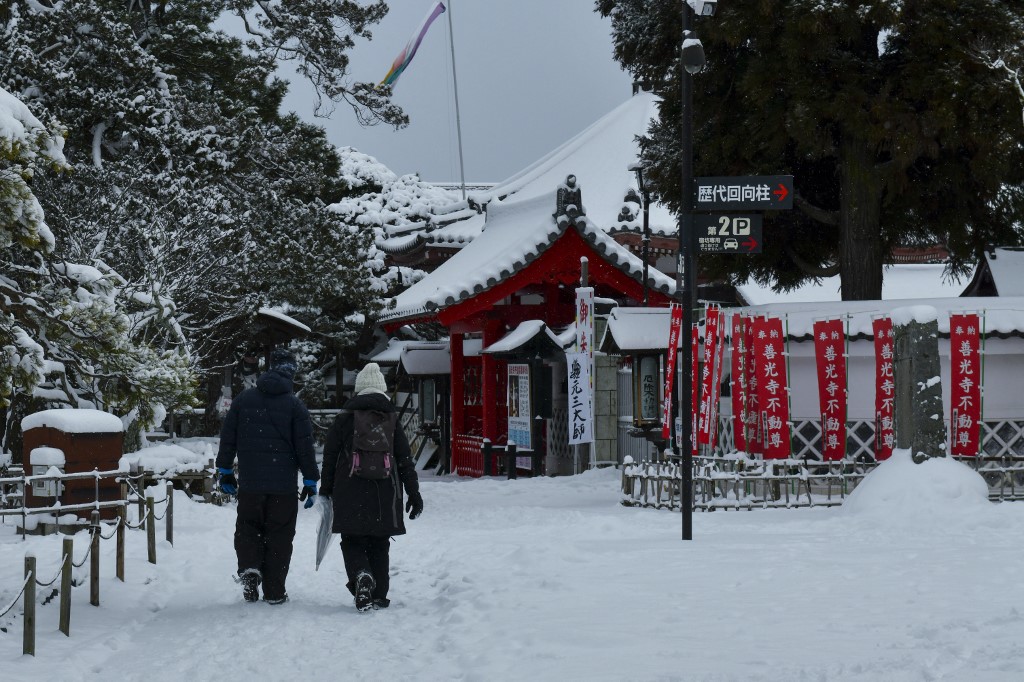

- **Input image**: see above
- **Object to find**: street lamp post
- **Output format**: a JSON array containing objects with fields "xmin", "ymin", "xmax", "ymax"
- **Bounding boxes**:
[
  {"xmin": 678, "ymin": 0, "xmax": 710, "ymax": 541},
  {"xmin": 633, "ymin": 165, "xmax": 652, "ymax": 306}
]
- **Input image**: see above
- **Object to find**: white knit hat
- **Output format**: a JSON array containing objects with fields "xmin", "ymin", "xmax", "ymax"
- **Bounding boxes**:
[{"xmin": 354, "ymin": 362, "xmax": 388, "ymax": 396}]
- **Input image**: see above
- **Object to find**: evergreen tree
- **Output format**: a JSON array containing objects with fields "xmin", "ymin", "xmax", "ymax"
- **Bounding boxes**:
[
  {"xmin": 1, "ymin": 86, "xmax": 194, "ymax": 457},
  {"xmin": 598, "ymin": 0, "xmax": 1024, "ymax": 299},
  {"xmin": 1, "ymin": 0, "xmax": 406, "ymax": 432}
]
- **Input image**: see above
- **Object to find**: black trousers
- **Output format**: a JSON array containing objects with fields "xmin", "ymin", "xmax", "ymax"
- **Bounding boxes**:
[
  {"xmin": 235, "ymin": 492, "xmax": 298, "ymax": 601},
  {"xmin": 340, "ymin": 535, "xmax": 391, "ymax": 599}
]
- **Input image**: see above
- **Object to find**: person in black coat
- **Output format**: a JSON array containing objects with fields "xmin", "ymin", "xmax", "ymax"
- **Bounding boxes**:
[
  {"xmin": 216, "ymin": 348, "xmax": 319, "ymax": 604},
  {"xmin": 319, "ymin": 362, "xmax": 423, "ymax": 611}
]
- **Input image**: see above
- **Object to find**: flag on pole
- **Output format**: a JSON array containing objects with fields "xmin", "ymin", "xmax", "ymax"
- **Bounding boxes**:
[{"xmin": 380, "ymin": 1, "xmax": 447, "ymax": 88}]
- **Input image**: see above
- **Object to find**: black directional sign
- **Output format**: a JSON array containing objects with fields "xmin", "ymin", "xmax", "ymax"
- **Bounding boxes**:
[
  {"xmin": 694, "ymin": 175, "xmax": 794, "ymax": 211},
  {"xmin": 694, "ymin": 214, "xmax": 763, "ymax": 254}
]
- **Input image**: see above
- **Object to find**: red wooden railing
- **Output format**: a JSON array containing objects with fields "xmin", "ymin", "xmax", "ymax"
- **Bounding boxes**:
[{"xmin": 452, "ymin": 434, "xmax": 485, "ymax": 478}]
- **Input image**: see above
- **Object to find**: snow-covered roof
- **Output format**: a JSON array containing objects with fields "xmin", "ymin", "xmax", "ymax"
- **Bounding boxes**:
[
  {"xmin": 482, "ymin": 320, "xmax": 569, "ymax": 355},
  {"xmin": 467, "ymin": 91, "xmax": 675, "ymax": 235},
  {"xmin": 982, "ymin": 247, "xmax": 1024, "ymax": 296},
  {"xmin": 600, "ymin": 307, "xmax": 685, "ymax": 353},
  {"xmin": 370, "ymin": 337, "xmax": 483, "ymax": 374},
  {"xmin": 739, "ymin": 296, "xmax": 1024, "ymax": 339},
  {"xmin": 376, "ymin": 92, "xmax": 676, "ymax": 255},
  {"xmin": 382, "ymin": 193, "xmax": 676, "ymax": 323},
  {"xmin": 22, "ymin": 409, "xmax": 124, "ymax": 434},
  {"xmin": 736, "ymin": 264, "xmax": 968, "ymax": 306},
  {"xmin": 257, "ymin": 307, "xmax": 311, "ymax": 333}
]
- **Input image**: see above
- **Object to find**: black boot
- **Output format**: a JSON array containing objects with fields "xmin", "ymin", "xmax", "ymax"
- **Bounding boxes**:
[
  {"xmin": 354, "ymin": 572, "xmax": 375, "ymax": 612},
  {"xmin": 240, "ymin": 569, "xmax": 261, "ymax": 603}
]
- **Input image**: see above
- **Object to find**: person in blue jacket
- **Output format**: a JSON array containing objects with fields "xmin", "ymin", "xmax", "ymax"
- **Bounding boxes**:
[{"xmin": 216, "ymin": 348, "xmax": 319, "ymax": 604}]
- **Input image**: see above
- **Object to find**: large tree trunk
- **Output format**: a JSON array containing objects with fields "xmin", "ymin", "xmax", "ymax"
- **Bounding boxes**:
[{"xmin": 839, "ymin": 138, "xmax": 884, "ymax": 300}]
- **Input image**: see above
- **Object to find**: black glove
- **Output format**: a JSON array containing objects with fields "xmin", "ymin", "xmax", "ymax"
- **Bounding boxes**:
[
  {"xmin": 405, "ymin": 490, "xmax": 423, "ymax": 520},
  {"xmin": 299, "ymin": 479, "xmax": 317, "ymax": 509}
]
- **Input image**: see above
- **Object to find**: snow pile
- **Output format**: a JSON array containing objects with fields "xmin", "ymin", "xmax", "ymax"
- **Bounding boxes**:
[
  {"xmin": 21, "ymin": 408, "xmax": 124, "ymax": 433},
  {"xmin": 842, "ymin": 449, "xmax": 990, "ymax": 519},
  {"xmin": 120, "ymin": 443, "xmax": 210, "ymax": 476}
]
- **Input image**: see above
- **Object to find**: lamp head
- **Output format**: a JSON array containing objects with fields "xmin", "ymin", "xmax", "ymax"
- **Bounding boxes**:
[
  {"xmin": 681, "ymin": 31, "xmax": 706, "ymax": 74},
  {"xmin": 688, "ymin": 0, "xmax": 717, "ymax": 16}
]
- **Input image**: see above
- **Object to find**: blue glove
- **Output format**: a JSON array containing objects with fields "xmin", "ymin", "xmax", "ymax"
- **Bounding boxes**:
[
  {"xmin": 299, "ymin": 479, "xmax": 317, "ymax": 509},
  {"xmin": 218, "ymin": 467, "xmax": 237, "ymax": 495}
]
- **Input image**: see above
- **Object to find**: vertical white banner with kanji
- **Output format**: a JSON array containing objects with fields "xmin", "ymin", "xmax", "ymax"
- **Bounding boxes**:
[
  {"xmin": 575, "ymin": 287, "xmax": 595, "ymax": 358},
  {"xmin": 567, "ymin": 351, "xmax": 593, "ymax": 444},
  {"xmin": 570, "ymin": 287, "xmax": 595, "ymax": 445}
]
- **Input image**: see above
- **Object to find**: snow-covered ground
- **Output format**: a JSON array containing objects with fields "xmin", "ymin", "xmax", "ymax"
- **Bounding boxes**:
[{"xmin": 3, "ymin": 452, "xmax": 1024, "ymax": 681}]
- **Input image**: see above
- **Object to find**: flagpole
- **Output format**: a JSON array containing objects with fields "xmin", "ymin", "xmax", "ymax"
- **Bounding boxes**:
[{"xmin": 446, "ymin": 0, "xmax": 467, "ymax": 200}]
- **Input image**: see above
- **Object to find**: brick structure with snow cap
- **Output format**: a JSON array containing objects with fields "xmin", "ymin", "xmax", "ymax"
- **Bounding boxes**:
[{"xmin": 22, "ymin": 408, "xmax": 124, "ymax": 521}]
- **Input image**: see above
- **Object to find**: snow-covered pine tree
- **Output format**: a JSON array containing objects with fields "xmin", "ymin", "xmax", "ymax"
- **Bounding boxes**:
[
  {"xmin": 1, "ymin": 86, "xmax": 195, "ymax": 459},
  {"xmin": 597, "ymin": 0, "xmax": 1024, "ymax": 300},
  {"xmin": 2, "ymin": 0, "xmax": 407, "ymax": 424}
]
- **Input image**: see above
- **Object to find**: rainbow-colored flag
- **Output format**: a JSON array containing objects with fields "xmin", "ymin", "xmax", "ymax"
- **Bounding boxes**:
[{"xmin": 380, "ymin": 1, "xmax": 447, "ymax": 88}]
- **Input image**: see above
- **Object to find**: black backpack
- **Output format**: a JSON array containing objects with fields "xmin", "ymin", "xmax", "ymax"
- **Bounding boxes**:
[{"xmin": 347, "ymin": 409, "xmax": 397, "ymax": 480}]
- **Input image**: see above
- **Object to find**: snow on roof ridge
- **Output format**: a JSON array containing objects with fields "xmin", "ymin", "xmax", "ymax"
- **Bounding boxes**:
[{"xmin": 486, "ymin": 92, "xmax": 660, "ymax": 197}]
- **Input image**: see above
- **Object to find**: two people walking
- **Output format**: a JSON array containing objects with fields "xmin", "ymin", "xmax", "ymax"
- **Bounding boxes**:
[{"xmin": 217, "ymin": 351, "xmax": 422, "ymax": 610}]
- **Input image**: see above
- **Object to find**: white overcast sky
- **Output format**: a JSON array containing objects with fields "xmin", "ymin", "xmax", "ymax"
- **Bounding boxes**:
[{"xmin": 275, "ymin": 0, "xmax": 635, "ymax": 183}]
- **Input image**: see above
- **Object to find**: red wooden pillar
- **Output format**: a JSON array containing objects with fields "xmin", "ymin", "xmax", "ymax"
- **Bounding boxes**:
[
  {"xmin": 450, "ymin": 332, "xmax": 465, "ymax": 438},
  {"xmin": 481, "ymin": 320, "xmax": 503, "ymax": 442}
]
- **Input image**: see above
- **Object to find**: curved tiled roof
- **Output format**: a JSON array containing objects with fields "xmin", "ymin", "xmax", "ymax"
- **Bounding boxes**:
[{"xmin": 381, "ymin": 191, "xmax": 676, "ymax": 323}]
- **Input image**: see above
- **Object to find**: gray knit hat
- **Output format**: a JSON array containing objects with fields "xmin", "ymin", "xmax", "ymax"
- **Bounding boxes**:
[{"xmin": 354, "ymin": 362, "xmax": 388, "ymax": 396}]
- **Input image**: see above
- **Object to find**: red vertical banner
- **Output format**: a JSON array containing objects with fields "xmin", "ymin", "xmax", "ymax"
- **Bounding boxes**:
[
  {"xmin": 698, "ymin": 306, "xmax": 720, "ymax": 445},
  {"xmin": 730, "ymin": 315, "xmax": 747, "ymax": 452},
  {"xmin": 872, "ymin": 317, "xmax": 896, "ymax": 460},
  {"xmin": 744, "ymin": 317, "xmax": 761, "ymax": 455},
  {"xmin": 751, "ymin": 316, "xmax": 792, "ymax": 459},
  {"xmin": 813, "ymin": 319, "xmax": 848, "ymax": 460},
  {"xmin": 949, "ymin": 313, "xmax": 982, "ymax": 456},
  {"xmin": 661, "ymin": 303, "xmax": 683, "ymax": 440},
  {"xmin": 691, "ymin": 325, "xmax": 699, "ymax": 455},
  {"xmin": 709, "ymin": 313, "xmax": 727, "ymax": 450}
]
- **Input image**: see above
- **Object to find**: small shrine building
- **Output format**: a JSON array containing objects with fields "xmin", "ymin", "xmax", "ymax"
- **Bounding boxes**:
[{"xmin": 380, "ymin": 182, "xmax": 675, "ymax": 475}]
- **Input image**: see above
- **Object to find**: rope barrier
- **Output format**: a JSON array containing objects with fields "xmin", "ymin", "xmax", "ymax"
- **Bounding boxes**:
[
  {"xmin": 33, "ymin": 554, "xmax": 69, "ymax": 588},
  {"xmin": 98, "ymin": 519, "xmax": 120, "ymax": 540},
  {"xmin": 152, "ymin": 507, "xmax": 168, "ymax": 521},
  {"xmin": 0, "ymin": 574, "xmax": 31, "ymax": 619},
  {"xmin": 71, "ymin": 531, "xmax": 95, "ymax": 568},
  {"xmin": 123, "ymin": 517, "xmax": 146, "ymax": 530}
]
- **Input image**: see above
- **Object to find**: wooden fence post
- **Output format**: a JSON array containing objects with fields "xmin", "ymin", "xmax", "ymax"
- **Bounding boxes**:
[
  {"xmin": 146, "ymin": 497, "xmax": 156, "ymax": 564},
  {"xmin": 136, "ymin": 467, "xmax": 146, "ymax": 530},
  {"xmin": 90, "ymin": 511, "xmax": 100, "ymax": 607},
  {"xmin": 116, "ymin": 511, "xmax": 125, "ymax": 582},
  {"xmin": 59, "ymin": 537, "xmax": 72, "ymax": 636},
  {"xmin": 165, "ymin": 481, "xmax": 174, "ymax": 546},
  {"xmin": 24, "ymin": 555, "xmax": 36, "ymax": 656}
]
